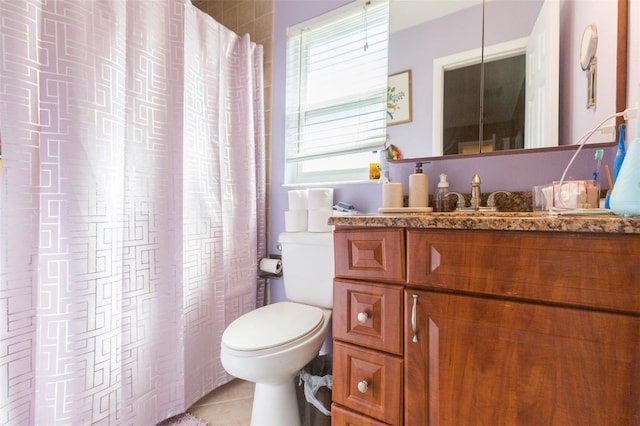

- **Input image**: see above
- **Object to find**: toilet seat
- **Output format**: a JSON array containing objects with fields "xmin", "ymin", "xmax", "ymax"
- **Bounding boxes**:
[{"xmin": 222, "ymin": 302, "xmax": 325, "ymax": 352}]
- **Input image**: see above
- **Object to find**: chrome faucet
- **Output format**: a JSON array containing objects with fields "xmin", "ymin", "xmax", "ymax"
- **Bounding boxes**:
[{"xmin": 446, "ymin": 174, "xmax": 511, "ymax": 211}]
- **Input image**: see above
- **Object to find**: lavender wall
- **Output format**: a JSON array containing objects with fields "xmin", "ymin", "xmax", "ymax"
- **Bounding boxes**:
[
  {"xmin": 269, "ymin": 0, "xmax": 637, "ymax": 301},
  {"xmin": 559, "ymin": 0, "xmax": 619, "ymax": 146}
]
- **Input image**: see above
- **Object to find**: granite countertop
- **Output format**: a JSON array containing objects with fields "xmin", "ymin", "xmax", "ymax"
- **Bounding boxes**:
[{"xmin": 328, "ymin": 211, "xmax": 640, "ymax": 234}]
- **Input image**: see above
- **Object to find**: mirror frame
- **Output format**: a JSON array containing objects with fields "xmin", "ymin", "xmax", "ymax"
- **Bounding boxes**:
[{"xmin": 615, "ymin": 0, "xmax": 628, "ymax": 126}]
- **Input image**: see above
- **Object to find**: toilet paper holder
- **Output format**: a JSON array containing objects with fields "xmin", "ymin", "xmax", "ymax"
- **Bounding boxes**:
[{"xmin": 258, "ymin": 254, "xmax": 282, "ymax": 279}]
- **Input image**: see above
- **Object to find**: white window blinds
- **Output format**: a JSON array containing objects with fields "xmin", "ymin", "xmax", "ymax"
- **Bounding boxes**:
[{"xmin": 285, "ymin": 0, "xmax": 389, "ymax": 165}]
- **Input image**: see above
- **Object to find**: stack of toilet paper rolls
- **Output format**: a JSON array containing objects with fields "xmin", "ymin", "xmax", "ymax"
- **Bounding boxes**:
[
  {"xmin": 285, "ymin": 189, "xmax": 334, "ymax": 232},
  {"xmin": 307, "ymin": 188, "xmax": 334, "ymax": 232},
  {"xmin": 285, "ymin": 190, "xmax": 308, "ymax": 232}
]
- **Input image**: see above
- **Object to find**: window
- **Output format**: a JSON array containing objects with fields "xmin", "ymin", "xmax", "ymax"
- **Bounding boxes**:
[{"xmin": 285, "ymin": 0, "xmax": 389, "ymax": 184}]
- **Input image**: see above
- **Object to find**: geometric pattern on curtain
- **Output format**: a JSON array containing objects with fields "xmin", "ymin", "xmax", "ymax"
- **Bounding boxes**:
[{"xmin": 0, "ymin": 0, "xmax": 266, "ymax": 424}]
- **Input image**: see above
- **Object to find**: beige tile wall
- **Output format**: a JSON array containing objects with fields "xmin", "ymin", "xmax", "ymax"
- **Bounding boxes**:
[{"xmin": 192, "ymin": 0, "xmax": 274, "ymax": 249}]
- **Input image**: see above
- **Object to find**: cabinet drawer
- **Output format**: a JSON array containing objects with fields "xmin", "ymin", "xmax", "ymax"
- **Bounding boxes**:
[
  {"xmin": 333, "ymin": 280, "xmax": 403, "ymax": 355},
  {"xmin": 332, "ymin": 403, "xmax": 391, "ymax": 425},
  {"xmin": 334, "ymin": 228, "xmax": 405, "ymax": 282},
  {"xmin": 406, "ymin": 229, "xmax": 640, "ymax": 313},
  {"xmin": 333, "ymin": 341, "xmax": 403, "ymax": 425}
]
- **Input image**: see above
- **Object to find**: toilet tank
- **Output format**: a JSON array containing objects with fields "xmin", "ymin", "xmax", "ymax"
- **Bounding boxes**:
[{"xmin": 278, "ymin": 232, "xmax": 334, "ymax": 309}]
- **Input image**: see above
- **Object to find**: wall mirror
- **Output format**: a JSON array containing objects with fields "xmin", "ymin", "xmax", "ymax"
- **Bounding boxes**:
[{"xmin": 387, "ymin": 0, "xmax": 628, "ymax": 160}]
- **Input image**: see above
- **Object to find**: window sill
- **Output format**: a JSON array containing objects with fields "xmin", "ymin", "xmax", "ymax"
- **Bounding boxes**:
[{"xmin": 282, "ymin": 179, "xmax": 380, "ymax": 188}]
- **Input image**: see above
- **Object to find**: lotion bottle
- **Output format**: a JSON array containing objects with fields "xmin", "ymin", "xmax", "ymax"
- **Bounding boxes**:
[
  {"xmin": 435, "ymin": 173, "xmax": 450, "ymax": 212},
  {"xmin": 409, "ymin": 162, "xmax": 428, "ymax": 208}
]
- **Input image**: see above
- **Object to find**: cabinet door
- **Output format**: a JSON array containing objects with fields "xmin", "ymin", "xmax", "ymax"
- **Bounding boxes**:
[{"xmin": 404, "ymin": 289, "xmax": 640, "ymax": 425}]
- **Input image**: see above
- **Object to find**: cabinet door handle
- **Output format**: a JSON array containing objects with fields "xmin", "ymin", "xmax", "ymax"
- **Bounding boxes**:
[
  {"xmin": 357, "ymin": 312, "xmax": 369, "ymax": 323},
  {"xmin": 411, "ymin": 294, "xmax": 419, "ymax": 342},
  {"xmin": 357, "ymin": 380, "xmax": 369, "ymax": 393}
]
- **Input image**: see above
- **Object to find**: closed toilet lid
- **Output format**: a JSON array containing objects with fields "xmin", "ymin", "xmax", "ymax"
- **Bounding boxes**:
[{"xmin": 222, "ymin": 302, "xmax": 324, "ymax": 351}]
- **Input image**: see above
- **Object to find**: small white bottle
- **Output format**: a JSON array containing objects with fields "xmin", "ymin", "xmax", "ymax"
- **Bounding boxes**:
[{"xmin": 435, "ymin": 173, "xmax": 450, "ymax": 212}]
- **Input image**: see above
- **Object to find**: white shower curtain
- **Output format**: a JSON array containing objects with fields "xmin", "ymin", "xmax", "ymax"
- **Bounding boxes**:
[{"xmin": 0, "ymin": 1, "xmax": 266, "ymax": 425}]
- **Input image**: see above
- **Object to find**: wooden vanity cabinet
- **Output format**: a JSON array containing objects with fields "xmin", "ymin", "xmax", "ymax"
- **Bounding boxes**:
[
  {"xmin": 405, "ymin": 229, "xmax": 640, "ymax": 425},
  {"xmin": 332, "ymin": 227, "xmax": 640, "ymax": 425}
]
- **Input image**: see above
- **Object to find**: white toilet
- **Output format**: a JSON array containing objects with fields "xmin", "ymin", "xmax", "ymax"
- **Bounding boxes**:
[{"xmin": 220, "ymin": 231, "xmax": 334, "ymax": 426}]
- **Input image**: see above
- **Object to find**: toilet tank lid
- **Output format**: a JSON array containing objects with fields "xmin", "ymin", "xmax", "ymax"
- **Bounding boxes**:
[{"xmin": 222, "ymin": 302, "xmax": 324, "ymax": 351}]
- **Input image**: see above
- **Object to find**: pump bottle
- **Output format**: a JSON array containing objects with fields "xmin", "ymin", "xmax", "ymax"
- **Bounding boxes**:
[
  {"xmin": 435, "ymin": 173, "xmax": 450, "ymax": 212},
  {"xmin": 409, "ymin": 162, "xmax": 428, "ymax": 208}
]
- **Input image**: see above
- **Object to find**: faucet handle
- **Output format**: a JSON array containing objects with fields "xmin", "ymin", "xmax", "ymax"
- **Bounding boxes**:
[
  {"xmin": 487, "ymin": 191, "xmax": 512, "ymax": 208},
  {"xmin": 445, "ymin": 191, "xmax": 467, "ymax": 208}
]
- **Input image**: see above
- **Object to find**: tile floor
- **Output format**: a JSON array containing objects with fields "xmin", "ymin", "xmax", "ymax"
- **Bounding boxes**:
[{"xmin": 189, "ymin": 379, "xmax": 254, "ymax": 425}]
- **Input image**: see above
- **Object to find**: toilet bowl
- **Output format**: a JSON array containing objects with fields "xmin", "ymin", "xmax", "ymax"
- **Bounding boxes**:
[
  {"xmin": 220, "ymin": 232, "xmax": 334, "ymax": 426},
  {"xmin": 221, "ymin": 302, "xmax": 332, "ymax": 425}
]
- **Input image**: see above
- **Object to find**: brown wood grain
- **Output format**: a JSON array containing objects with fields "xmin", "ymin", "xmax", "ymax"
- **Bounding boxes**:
[
  {"xmin": 332, "ymin": 403, "xmax": 391, "ymax": 426},
  {"xmin": 333, "ymin": 279, "xmax": 404, "ymax": 355},
  {"xmin": 407, "ymin": 229, "xmax": 640, "ymax": 314},
  {"xmin": 333, "ymin": 228, "xmax": 640, "ymax": 425},
  {"xmin": 404, "ymin": 289, "xmax": 640, "ymax": 425},
  {"xmin": 334, "ymin": 228, "xmax": 406, "ymax": 283},
  {"xmin": 333, "ymin": 341, "xmax": 403, "ymax": 425}
]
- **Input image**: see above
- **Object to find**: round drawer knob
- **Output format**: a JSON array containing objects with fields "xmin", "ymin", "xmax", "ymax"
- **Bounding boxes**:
[
  {"xmin": 357, "ymin": 380, "xmax": 369, "ymax": 394},
  {"xmin": 357, "ymin": 312, "xmax": 369, "ymax": 323}
]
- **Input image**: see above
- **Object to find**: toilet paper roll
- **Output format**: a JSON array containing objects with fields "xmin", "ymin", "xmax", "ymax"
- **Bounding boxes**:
[
  {"xmin": 307, "ymin": 209, "xmax": 334, "ymax": 232},
  {"xmin": 259, "ymin": 258, "xmax": 282, "ymax": 275},
  {"xmin": 288, "ymin": 190, "xmax": 308, "ymax": 210},
  {"xmin": 382, "ymin": 182, "xmax": 403, "ymax": 208},
  {"xmin": 285, "ymin": 210, "xmax": 308, "ymax": 232},
  {"xmin": 307, "ymin": 188, "xmax": 334, "ymax": 211}
]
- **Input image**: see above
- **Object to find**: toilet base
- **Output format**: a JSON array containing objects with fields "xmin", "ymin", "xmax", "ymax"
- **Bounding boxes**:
[{"xmin": 250, "ymin": 376, "xmax": 300, "ymax": 426}]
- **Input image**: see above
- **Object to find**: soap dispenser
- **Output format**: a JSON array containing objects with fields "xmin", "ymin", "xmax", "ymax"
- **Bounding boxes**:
[
  {"xmin": 435, "ymin": 173, "xmax": 450, "ymax": 212},
  {"xmin": 409, "ymin": 162, "xmax": 428, "ymax": 207}
]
